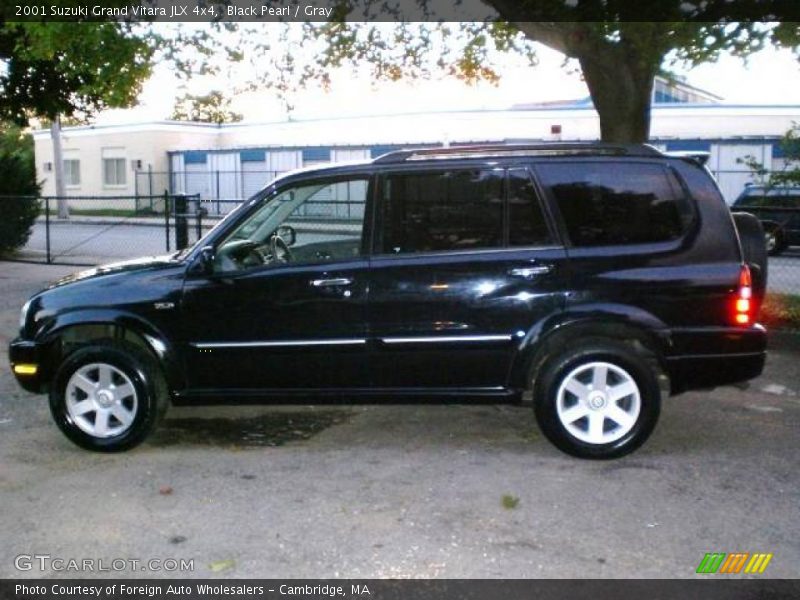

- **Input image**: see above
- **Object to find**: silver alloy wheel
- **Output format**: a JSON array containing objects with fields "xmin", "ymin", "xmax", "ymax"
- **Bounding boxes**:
[
  {"xmin": 65, "ymin": 363, "xmax": 138, "ymax": 438},
  {"xmin": 765, "ymin": 232, "xmax": 777, "ymax": 253},
  {"xmin": 556, "ymin": 361, "xmax": 641, "ymax": 445}
]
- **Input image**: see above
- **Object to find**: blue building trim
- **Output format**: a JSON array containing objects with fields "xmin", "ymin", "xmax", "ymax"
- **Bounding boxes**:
[
  {"xmin": 183, "ymin": 150, "xmax": 207, "ymax": 164},
  {"xmin": 664, "ymin": 140, "xmax": 712, "ymax": 152},
  {"xmin": 370, "ymin": 145, "xmax": 406, "ymax": 158},
  {"xmin": 303, "ymin": 147, "xmax": 331, "ymax": 162},
  {"xmin": 240, "ymin": 149, "xmax": 265, "ymax": 162}
]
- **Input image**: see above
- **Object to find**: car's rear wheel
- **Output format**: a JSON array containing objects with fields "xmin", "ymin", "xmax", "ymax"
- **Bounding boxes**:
[
  {"xmin": 533, "ymin": 340, "xmax": 661, "ymax": 459},
  {"xmin": 49, "ymin": 341, "xmax": 167, "ymax": 452},
  {"xmin": 764, "ymin": 227, "xmax": 785, "ymax": 256}
]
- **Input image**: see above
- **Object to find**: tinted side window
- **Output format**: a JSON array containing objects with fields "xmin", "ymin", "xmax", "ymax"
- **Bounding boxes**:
[
  {"xmin": 381, "ymin": 170, "xmax": 503, "ymax": 254},
  {"xmin": 508, "ymin": 169, "xmax": 553, "ymax": 247},
  {"xmin": 539, "ymin": 162, "xmax": 692, "ymax": 247}
]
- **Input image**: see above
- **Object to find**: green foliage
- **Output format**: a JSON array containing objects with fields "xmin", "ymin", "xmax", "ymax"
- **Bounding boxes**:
[
  {"xmin": 234, "ymin": 3, "xmax": 799, "ymax": 141},
  {"xmin": 0, "ymin": 20, "xmax": 154, "ymax": 124},
  {"xmin": 0, "ymin": 123, "xmax": 40, "ymax": 255},
  {"xmin": 761, "ymin": 293, "xmax": 800, "ymax": 330},
  {"xmin": 739, "ymin": 122, "xmax": 800, "ymax": 187},
  {"xmin": 172, "ymin": 90, "xmax": 243, "ymax": 124}
]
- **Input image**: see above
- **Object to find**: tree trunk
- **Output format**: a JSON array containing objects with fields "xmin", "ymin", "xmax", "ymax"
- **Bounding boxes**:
[
  {"xmin": 578, "ymin": 56, "xmax": 656, "ymax": 144},
  {"xmin": 50, "ymin": 116, "xmax": 69, "ymax": 219}
]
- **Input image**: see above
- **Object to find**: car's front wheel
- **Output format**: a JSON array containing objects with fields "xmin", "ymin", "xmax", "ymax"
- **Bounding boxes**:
[
  {"xmin": 533, "ymin": 340, "xmax": 661, "ymax": 459},
  {"xmin": 49, "ymin": 341, "xmax": 167, "ymax": 452}
]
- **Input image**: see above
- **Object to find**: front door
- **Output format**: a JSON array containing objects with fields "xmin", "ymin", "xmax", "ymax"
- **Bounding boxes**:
[
  {"xmin": 181, "ymin": 175, "xmax": 373, "ymax": 393},
  {"xmin": 369, "ymin": 167, "xmax": 568, "ymax": 390}
]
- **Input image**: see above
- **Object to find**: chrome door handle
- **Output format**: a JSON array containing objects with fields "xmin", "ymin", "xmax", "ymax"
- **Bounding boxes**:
[
  {"xmin": 509, "ymin": 265, "xmax": 553, "ymax": 279},
  {"xmin": 310, "ymin": 277, "xmax": 353, "ymax": 287}
]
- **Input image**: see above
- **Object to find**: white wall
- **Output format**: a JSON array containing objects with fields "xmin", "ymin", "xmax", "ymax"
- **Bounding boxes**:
[{"xmin": 31, "ymin": 105, "xmax": 800, "ymax": 204}]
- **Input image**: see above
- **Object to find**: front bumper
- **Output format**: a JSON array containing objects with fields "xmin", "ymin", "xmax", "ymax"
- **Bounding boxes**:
[
  {"xmin": 9, "ymin": 338, "xmax": 48, "ymax": 394},
  {"xmin": 666, "ymin": 324, "xmax": 767, "ymax": 393}
]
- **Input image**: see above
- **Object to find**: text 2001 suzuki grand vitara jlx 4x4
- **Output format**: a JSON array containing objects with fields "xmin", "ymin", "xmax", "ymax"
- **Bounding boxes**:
[{"xmin": 9, "ymin": 144, "xmax": 768, "ymax": 458}]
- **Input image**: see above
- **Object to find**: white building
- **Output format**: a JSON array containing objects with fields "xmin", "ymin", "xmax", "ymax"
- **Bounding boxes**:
[{"xmin": 33, "ymin": 90, "xmax": 800, "ymax": 208}]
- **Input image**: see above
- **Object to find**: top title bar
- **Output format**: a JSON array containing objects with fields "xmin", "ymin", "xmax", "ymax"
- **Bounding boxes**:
[{"xmin": 3, "ymin": 0, "xmax": 798, "ymax": 23}]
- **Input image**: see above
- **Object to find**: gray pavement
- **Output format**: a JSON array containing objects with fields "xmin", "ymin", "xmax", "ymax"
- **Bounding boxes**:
[{"xmin": 0, "ymin": 261, "xmax": 799, "ymax": 579}]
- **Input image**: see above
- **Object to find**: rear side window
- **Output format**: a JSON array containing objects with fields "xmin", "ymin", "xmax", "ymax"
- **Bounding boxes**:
[
  {"xmin": 538, "ymin": 162, "xmax": 693, "ymax": 247},
  {"xmin": 380, "ymin": 170, "xmax": 504, "ymax": 254},
  {"xmin": 508, "ymin": 169, "xmax": 553, "ymax": 247}
]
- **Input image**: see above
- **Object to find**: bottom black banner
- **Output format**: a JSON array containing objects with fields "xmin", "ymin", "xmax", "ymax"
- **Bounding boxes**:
[{"xmin": 1, "ymin": 580, "xmax": 799, "ymax": 600}]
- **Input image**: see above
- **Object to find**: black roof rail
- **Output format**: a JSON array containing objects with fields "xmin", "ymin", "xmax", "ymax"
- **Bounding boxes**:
[{"xmin": 372, "ymin": 142, "xmax": 663, "ymax": 164}]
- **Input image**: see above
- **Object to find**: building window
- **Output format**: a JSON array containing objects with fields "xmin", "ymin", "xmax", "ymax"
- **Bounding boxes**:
[
  {"xmin": 103, "ymin": 158, "xmax": 127, "ymax": 186},
  {"xmin": 63, "ymin": 159, "xmax": 80, "ymax": 186}
]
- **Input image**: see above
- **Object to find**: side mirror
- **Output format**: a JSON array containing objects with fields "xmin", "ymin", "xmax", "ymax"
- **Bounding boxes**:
[
  {"xmin": 275, "ymin": 225, "xmax": 296, "ymax": 247},
  {"xmin": 198, "ymin": 245, "xmax": 216, "ymax": 275}
]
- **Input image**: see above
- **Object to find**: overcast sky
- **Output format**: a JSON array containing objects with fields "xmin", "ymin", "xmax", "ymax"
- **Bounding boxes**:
[{"xmin": 99, "ymin": 33, "xmax": 800, "ymax": 125}]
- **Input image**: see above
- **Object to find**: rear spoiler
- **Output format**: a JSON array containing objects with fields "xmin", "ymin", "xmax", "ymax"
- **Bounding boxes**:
[{"xmin": 664, "ymin": 150, "xmax": 710, "ymax": 166}]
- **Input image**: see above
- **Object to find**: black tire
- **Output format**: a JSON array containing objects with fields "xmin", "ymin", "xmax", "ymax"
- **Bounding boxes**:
[
  {"xmin": 49, "ymin": 341, "xmax": 167, "ymax": 452},
  {"xmin": 533, "ymin": 340, "xmax": 661, "ymax": 459},
  {"xmin": 731, "ymin": 212, "xmax": 768, "ymax": 296}
]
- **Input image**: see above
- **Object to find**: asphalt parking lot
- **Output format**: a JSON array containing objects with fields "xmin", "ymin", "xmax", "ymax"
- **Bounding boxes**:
[{"xmin": 0, "ymin": 261, "xmax": 798, "ymax": 579}]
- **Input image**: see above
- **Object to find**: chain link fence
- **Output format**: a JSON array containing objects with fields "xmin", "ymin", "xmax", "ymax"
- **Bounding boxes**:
[
  {"xmin": 0, "ymin": 191, "xmax": 798, "ymax": 327},
  {"xmin": 1, "ymin": 194, "xmax": 205, "ymax": 266}
]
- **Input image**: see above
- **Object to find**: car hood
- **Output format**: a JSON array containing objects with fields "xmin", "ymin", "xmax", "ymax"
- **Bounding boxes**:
[{"xmin": 47, "ymin": 255, "xmax": 185, "ymax": 290}]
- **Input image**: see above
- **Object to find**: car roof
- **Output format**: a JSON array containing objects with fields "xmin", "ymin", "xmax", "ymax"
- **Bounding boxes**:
[{"xmin": 271, "ymin": 142, "xmax": 666, "ymax": 188}]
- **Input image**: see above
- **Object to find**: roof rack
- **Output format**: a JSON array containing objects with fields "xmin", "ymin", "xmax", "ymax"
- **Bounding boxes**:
[
  {"xmin": 372, "ymin": 142, "xmax": 663, "ymax": 164},
  {"xmin": 663, "ymin": 150, "xmax": 711, "ymax": 166}
]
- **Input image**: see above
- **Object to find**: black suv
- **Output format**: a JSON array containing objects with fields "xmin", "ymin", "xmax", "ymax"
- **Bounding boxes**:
[
  {"xmin": 732, "ymin": 185, "xmax": 800, "ymax": 255},
  {"xmin": 9, "ymin": 143, "xmax": 767, "ymax": 458}
]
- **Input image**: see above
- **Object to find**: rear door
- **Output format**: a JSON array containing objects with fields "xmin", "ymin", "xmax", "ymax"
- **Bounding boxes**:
[{"xmin": 368, "ymin": 166, "xmax": 568, "ymax": 390}]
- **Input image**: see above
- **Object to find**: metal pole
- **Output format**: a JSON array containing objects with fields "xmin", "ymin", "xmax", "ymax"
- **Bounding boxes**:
[
  {"xmin": 148, "ymin": 165, "xmax": 154, "ymax": 211},
  {"xmin": 45, "ymin": 196, "xmax": 51, "ymax": 264},
  {"xmin": 175, "ymin": 194, "xmax": 188, "ymax": 250},
  {"xmin": 164, "ymin": 190, "xmax": 170, "ymax": 253},
  {"xmin": 216, "ymin": 170, "xmax": 220, "ymax": 215},
  {"xmin": 134, "ymin": 167, "xmax": 139, "ymax": 212},
  {"xmin": 195, "ymin": 195, "xmax": 202, "ymax": 241}
]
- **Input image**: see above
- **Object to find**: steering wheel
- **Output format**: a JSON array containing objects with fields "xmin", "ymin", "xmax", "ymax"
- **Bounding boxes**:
[{"xmin": 270, "ymin": 233, "xmax": 293, "ymax": 263}]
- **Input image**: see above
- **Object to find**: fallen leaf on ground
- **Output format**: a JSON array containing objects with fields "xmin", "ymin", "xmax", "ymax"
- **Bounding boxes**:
[{"xmin": 208, "ymin": 559, "xmax": 235, "ymax": 573}]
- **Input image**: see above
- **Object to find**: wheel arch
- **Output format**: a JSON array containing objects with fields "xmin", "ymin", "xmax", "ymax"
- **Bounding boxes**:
[
  {"xmin": 37, "ymin": 309, "xmax": 184, "ymax": 393},
  {"xmin": 508, "ymin": 309, "xmax": 671, "ymax": 393}
]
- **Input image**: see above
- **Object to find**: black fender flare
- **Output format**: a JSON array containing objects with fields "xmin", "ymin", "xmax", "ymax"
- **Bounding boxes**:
[
  {"xmin": 507, "ymin": 306, "xmax": 671, "ymax": 391},
  {"xmin": 36, "ymin": 309, "xmax": 185, "ymax": 392}
]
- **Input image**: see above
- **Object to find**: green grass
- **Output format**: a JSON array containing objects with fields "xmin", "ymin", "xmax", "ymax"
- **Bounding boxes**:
[
  {"xmin": 760, "ymin": 293, "xmax": 800, "ymax": 330},
  {"xmin": 501, "ymin": 494, "xmax": 520, "ymax": 510}
]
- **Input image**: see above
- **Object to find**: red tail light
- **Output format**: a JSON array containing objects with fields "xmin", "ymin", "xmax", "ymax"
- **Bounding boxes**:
[{"xmin": 733, "ymin": 265, "xmax": 752, "ymax": 325}]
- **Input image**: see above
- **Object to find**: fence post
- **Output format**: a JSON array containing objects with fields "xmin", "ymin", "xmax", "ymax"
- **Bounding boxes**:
[
  {"xmin": 215, "ymin": 170, "xmax": 220, "ymax": 215},
  {"xmin": 148, "ymin": 165, "xmax": 154, "ymax": 212},
  {"xmin": 164, "ymin": 191, "xmax": 170, "ymax": 253},
  {"xmin": 175, "ymin": 194, "xmax": 188, "ymax": 250},
  {"xmin": 195, "ymin": 195, "xmax": 203, "ymax": 241},
  {"xmin": 45, "ymin": 196, "xmax": 51, "ymax": 264}
]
